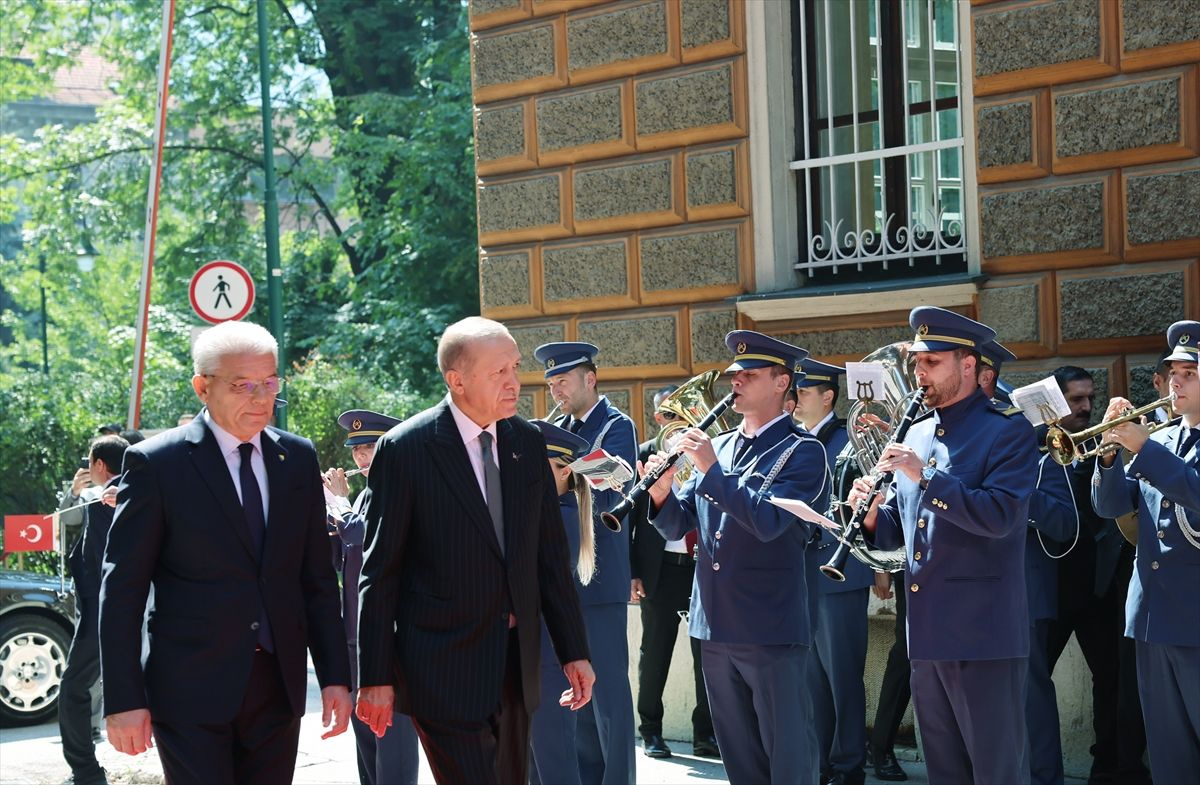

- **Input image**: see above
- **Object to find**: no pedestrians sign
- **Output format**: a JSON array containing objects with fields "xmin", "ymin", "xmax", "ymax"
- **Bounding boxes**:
[{"xmin": 189, "ymin": 260, "xmax": 255, "ymax": 323}]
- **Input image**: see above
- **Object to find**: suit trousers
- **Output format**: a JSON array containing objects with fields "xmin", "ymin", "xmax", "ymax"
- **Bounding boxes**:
[
  {"xmin": 1047, "ymin": 556, "xmax": 1147, "ymax": 782},
  {"xmin": 910, "ymin": 657, "xmax": 1026, "ymax": 785},
  {"xmin": 635, "ymin": 558, "xmax": 712, "ymax": 740},
  {"xmin": 1025, "ymin": 620, "xmax": 1064, "ymax": 785},
  {"xmin": 870, "ymin": 577, "xmax": 911, "ymax": 756},
  {"xmin": 58, "ymin": 599, "xmax": 104, "ymax": 783},
  {"xmin": 702, "ymin": 640, "xmax": 816, "ymax": 785},
  {"xmin": 152, "ymin": 649, "xmax": 301, "ymax": 785},
  {"xmin": 412, "ymin": 630, "xmax": 528, "ymax": 785},
  {"xmin": 809, "ymin": 587, "xmax": 869, "ymax": 777},
  {"xmin": 1135, "ymin": 639, "xmax": 1200, "ymax": 785},
  {"xmin": 575, "ymin": 603, "xmax": 636, "ymax": 785}
]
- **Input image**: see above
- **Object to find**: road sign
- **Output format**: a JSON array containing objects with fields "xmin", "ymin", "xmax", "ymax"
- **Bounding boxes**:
[{"xmin": 189, "ymin": 260, "xmax": 255, "ymax": 323}]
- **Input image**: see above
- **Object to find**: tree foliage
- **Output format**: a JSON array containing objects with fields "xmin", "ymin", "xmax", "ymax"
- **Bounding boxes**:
[{"xmin": 0, "ymin": 0, "xmax": 477, "ymax": 549}]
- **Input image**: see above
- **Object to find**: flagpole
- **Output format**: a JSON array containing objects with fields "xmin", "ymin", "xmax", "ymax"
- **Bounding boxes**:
[{"xmin": 126, "ymin": 0, "xmax": 176, "ymax": 429}]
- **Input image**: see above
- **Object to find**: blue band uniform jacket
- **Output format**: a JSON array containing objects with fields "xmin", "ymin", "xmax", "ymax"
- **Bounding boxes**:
[
  {"xmin": 1092, "ymin": 423, "xmax": 1200, "ymax": 647},
  {"xmin": 868, "ymin": 389, "xmax": 1039, "ymax": 661},
  {"xmin": 650, "ymin": 416, "xmax": 830, "ymax": 645},
  {"xmin": 810, "ymin": 417, "xmax": 875, "ymax": 595}
]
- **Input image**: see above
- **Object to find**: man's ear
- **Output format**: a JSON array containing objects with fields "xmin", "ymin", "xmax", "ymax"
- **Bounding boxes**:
[
  {"xmin": 821, "ymin": 388, "xmax": 835, "ymax": 408},
  {"xmin": 584, "ymin": 369, "xmax": 597, "ymax": 391},
  {"xmin": 192, "ymin": 374, "xmax": 208, "ymax": 403},
  {"xmin": 444, "ymin": 368, "xmax": 464, "ymax": 396}
]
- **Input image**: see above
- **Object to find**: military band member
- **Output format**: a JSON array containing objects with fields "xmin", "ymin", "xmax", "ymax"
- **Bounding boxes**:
[
  {"xmin": 1092, "ymin": 319, "xmax": 1200, "ymax": 785},
  {"xmin": 528, "ymin": 420, "xmax": 598, "ymax": 785},
  {"xmin": 645, "ymin": 330, "xmax": 830, "ymax": 785},
  {"xmin": 796, "ymin": 359, "xmax": 871, "ymax": 785},
  {"xmin": 533, "ymin": 341, "xmax": 637, "ymax": 785},
  {"xmin": 323, "ymin": 410, "xmax": 419, "ymax": 785},
  {"xmin": 849, "ymin": 307, "xmax": 1039, "ymax": 785},
  {"xmin": 979, "ymin": 341, "xmax": 1076, "ymax": 785}
]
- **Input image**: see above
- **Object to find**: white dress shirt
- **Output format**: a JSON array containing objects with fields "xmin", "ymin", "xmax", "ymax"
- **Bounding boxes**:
[
  {"xmin": 205, "ymin": 412, "xmax": 269, "ymax": 523},
  {"xmin": 448, "ymin": 396, "xmax": 499, "ymax": 501}
]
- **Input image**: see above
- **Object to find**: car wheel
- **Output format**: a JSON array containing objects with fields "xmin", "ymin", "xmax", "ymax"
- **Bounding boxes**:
[{"xmin": 0, "ymin": 614, "xmax": 72, "ymax": 726}]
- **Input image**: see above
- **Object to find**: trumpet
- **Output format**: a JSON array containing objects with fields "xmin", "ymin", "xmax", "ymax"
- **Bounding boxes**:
[{"xmin": 1044, "ymin": 393, "xmax": 1176, "ymax": 466}]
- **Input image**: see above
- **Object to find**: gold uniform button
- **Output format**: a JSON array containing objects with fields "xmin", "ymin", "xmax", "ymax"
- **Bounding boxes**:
[
  {"xmin": 910, "ymin": 583, "xmax": 920, "ymax": 593},
  {"xmin": 1151, "ymin": 561, "xmax": 1159, "ymax": 570},
  {"xmin": 1157, "ymin": 530, "xmax": 1165, "ymax": 539},
  {"xmin": 1162, "ymin": 499, "xmax": 1171, "ymax": 508},
  {"xmin": 927, "ymin": 457, "xmax": 937, "ymax": 467},
  {"xmin": 917, "ymin": 519, "xmax": 926, "ymax": 529},
  {"xmin": 715, "ymin": 531, "xmax": 722, "ymax": 540},
  {"xmin": 936, "ymin": 428, "xmax": 945, "ymax": 437},
  {"xmin": 914, "ymin": 551, "xmax": 922, "ymax": 560},
  {"xmin": 713, "ymin": 562, "xmax": 721, "ymax": 571}
]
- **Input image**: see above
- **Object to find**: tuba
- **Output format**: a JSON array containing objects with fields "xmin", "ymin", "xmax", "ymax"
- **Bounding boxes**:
[
  {"xmin": 652, "ymin": 370, "xmax": 737, "ymax": 484},
  {"xmin": 825, "ymin": 342, "xmax": 923, "ymax": 577}
]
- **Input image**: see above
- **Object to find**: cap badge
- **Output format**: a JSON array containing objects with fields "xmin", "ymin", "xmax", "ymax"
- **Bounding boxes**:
[
  {"xmin": 917, "ymin": 324, "xmax": 929, "ymax": 336},
  {"xmin": 352, "ymin": 419, "xmax": 363, "ymax": 430},
  {"xmin": 1182, "ymin": 334, "xmax": 1192, "ymax": 345},
  {"xmin": 794, "ymin": 362, "xmax": 803, "ymax": 373},
  {"xmin": 736, "ymin": 341, "xmax": 747, "ymax": 354},
  {"xmin": 547, "ymin": 358, "xmax": 556, "ymax": 368}
]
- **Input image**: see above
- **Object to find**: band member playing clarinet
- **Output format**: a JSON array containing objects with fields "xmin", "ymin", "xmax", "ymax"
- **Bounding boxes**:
[
  {"xmin": 1092, "ymin": 319, "xmax": 1200, "ymax": 784},
  {"xmin": 644, "ymin": 330, "xmax": 829, "ymax": 785},
  {"xmin": 847, "ymin": 307, "xmax": 1038, "ymax": 785}
]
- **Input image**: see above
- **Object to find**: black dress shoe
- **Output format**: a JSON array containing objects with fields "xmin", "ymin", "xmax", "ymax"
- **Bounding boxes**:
[
  {"xmin": 692, "ymin": 734, "xmax": 721, "ymax": 758},
  {"xmin": 642, "ymin": 734, "xmax": 672, "ymax": 759},
  {"xmin": 872, "ymin": 751, "xmax": 908, "ymax": 781}
]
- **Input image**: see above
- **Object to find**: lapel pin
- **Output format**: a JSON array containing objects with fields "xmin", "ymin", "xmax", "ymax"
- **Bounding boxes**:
[
  {"xmin": 512, "ymin": 452, "xmax": 520, "ymax": 461},
  {"xmin": 278, "ymin": 454, "xmax": 285, "ymax": 461}
]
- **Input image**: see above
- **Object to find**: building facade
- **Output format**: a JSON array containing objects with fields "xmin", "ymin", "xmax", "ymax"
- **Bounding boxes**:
[{"xmin": 468, "ymin": 0, "xmax": 1200, "ymax": 770}]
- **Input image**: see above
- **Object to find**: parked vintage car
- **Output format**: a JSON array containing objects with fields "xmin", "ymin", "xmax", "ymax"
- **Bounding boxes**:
[{"xmin": 0, "ymin": 569, "xmax": 76, "ymax": 726}]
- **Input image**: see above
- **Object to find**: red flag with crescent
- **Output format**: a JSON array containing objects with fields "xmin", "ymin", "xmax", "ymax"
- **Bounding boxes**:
[{"xmin": 3, "ymin": 514, "xmax": 59, "ymax": 555}]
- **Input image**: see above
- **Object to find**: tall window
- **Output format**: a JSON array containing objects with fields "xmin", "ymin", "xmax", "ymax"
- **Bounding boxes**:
[{"xmin": 790, "ymin": 0, "xmax": 966, "ymax": 281}]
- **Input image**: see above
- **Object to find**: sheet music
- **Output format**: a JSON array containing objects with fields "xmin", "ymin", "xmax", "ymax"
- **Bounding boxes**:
[
  {"xmin": 569, "ymin": 449, "xmax": 634, "ymax": 491},
  {"xmin": 1010, "ymin": 376, "xmax": 1071, "ymax": 426},
  {"xmin": 845, "ymin": 362, "xmax": 886, "ymax": 402},
  {"xmin": 768, "ymin": 496, "xmax": 841, "ymax": 531}
]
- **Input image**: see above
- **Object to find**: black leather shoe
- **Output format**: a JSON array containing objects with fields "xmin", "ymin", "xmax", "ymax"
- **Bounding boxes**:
[
  {"xmin": 642, "ymin": 734, "xmax": 672, "ymax": 759},
  {"xmin": 872, "ymin": 751, "xmax": 908, "ymax": 781},
  {"xmin": 693, "ymin": 734, "xmax": 721, "ymax": 758}
]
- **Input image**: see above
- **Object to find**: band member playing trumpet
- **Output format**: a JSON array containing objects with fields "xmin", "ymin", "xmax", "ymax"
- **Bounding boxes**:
[
  {"xmin": 1091, "ymin": 319, "xmax": 1200, "ymax": 785},
  {"xmin": 644, "ymin": 330, "xmax": 829, "ymax": 785},
  {"xmin": 533, "ymin": 341, "xmax": 637, "ymax": 785},
  {"xmin": 323, "ymin": 410, "xmax": 419, "ymax": 785},
  {"xmin": 847, "ymin": 307, "xmax": 1038, "ymax": 785}
]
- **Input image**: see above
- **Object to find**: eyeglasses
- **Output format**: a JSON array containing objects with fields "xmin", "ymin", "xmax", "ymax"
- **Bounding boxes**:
[
  {"xmin": 658, "ymin": 411, "xmax": 679, "ymax": 420},
  {"xmin": 204, "ymin": 374, "xmax": 281, "ymax": 397}
]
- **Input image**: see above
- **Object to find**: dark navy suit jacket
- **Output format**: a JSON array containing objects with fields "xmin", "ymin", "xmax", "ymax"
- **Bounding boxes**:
[
  {"xmin": 651, "ymin": 415, "xmax": 829, "ymax": 645},
  {"xmin": 357, "ymin": 398, "xmax": 590, "ymax": 722},
  {"xmin": 1093, "ymin": 422, "xmax": 1200, "ymax": 647},
  {"xmin": 99, "ymin": 412, "xmax": 350, "ymax": 724},
  {"xmin": 557, "ymin": 395, "xmax": 637, "ymax": 607},
  {"xmin": 869, "ymin": 389, "xmax": 1038, "ymax": 661}
]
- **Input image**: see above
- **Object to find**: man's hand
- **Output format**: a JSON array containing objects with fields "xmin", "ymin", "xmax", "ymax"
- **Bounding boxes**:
[
  {"xmin": 356, "ymin": 685, "xmax": 395, "ymax": 738},
  {"xmin": 1098, "ymin": 396, "xmax": 1149, "ymax": 463},
  {"xmin": 875, "ymin": 443, "xmax": 924, "ymax": 483},
  {"xmin": 101, "ymin": 485, "xmax": 119, "ymax": 507},
  {"xmin": 71, "ymin": 468, "xmax": 91, "ymax": 497},
  {"xmin": 320, "ymin": 685, "xmax": 352, "ymax": 739},
  {"xmin": 872, "ymin": 570, "xmax": 894, "ymax": 600},
  {"xmin": 846, "ymin": 475, "xmax": 883, "ymax": 533},
  {"xmin": 322, "ymin": 467, "xmax": 351, "ymax": 498},
  {"xmin": 639, "ymin": 453, "xmax": 679, "ymax": 508},
  {"xmin": 630, "ymin": 578, "xmax": 645, "ymax": 603},
  {"xmin": 675, "ymin": 428, "xmax": 717, "ymax": 474},
  {"xmin": 559, "ymin": 659, "xmax": 596, "ymax": 711},
  {"xmin": 106, "ymin": 708, "xmax": 153, "ymax": 755}
]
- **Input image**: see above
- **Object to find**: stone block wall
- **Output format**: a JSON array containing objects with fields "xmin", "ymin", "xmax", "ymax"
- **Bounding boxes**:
[
  {"xmin": 964, "ymin": 0, "xmax": 1199, "ymax": 414},
  {"xmin": 470, "ymin": 0, "xmax": 749, "ymax": 436}
]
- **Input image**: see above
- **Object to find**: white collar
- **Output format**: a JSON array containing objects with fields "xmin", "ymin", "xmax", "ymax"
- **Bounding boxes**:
[
  {"xmin": 807, "ymin": 410, "xmax": 836, "ymax": 435},
  {"xmin": 739, "ymin": 411, "xmax": 790, "ymax": 439},
  {"xmin": 205, "ymin": 411, "xmax": 262, "ymax": 457},
  {"xmin": 447, "ymin": 395, "xmax": 498, "ymax": 445},
  {"xmin": 574, "ymin": 396, "xmax": 604, "ymax": 428}
]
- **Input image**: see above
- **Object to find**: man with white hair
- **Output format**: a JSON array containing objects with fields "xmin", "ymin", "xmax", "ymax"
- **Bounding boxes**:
[{"xmin": 100, "ymin": 320, "xmax": 352, "ymax": 783}]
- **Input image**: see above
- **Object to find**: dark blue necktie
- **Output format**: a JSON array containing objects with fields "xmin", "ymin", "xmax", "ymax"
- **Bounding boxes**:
[
  {"xmin": 733, "ymin": 434, "xmax": 755, "ymax": 463},
  {"xmin": 569, "ymin": 418, "xmax": 584, "ymax": 434},
  {"xmin": 1178, "ymin": 427, "xmax": 1200, "ymax": 458},
  {"xmin": 238, "ymin": 442, "xmax": 273, "ymax": 651}
]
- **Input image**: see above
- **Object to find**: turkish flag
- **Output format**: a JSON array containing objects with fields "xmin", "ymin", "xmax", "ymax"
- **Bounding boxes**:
[{"xmin": 3, "ymin": 514, "xmax": 59, "ymax": 554}]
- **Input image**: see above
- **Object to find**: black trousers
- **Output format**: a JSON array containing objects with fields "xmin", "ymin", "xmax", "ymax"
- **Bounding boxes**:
[
  {"xmin": 58, "ymin": 599, "xmax": 104, "ymax": 782},
  {"xmin": 636, "ymin": 557, "xmax": 712, "ymax": 740},
  {"xmin": 870, "ymin": 575, "xmax": 910, "ymax": 755},
  {"xmin": 412, "ymin": 630, "xmax": 528, "ymax": 785},
  {"xmin": 153, "ymin": 649, "xmax": 301, "ymax": 785},
  {"xmin": 1047, "ymin": 554, "xmax": 1149, "ymax": 784}
]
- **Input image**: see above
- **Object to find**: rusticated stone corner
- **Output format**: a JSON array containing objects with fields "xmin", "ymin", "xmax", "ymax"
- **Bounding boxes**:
[
  {"xmin": 1121, "ymin": 0, "xmax": 1200, "ymax": 52},
  {"xmin": 686, "ymin": 149, "xmax": 737, "ymax": 207},
  {"xmin": 640, "ymin": 227, "xmax": 740, "ymax": 292},
  {"xmin": 691, "ymin": 308, "xmax": 737, "ymax": 365},
  {"xmin": 480, "ymin": 252, "xmax": 531, "ymax": 309},
  {"xmin": 974, "ymin": 0, "xmax": 1100, "ymax": 78},
  {"xmin": 536, "ymin": 86, "xmax": 623, "ymax": 153},
  {"xmin": 681, "ymin": 0, "xmax": 731, "ymax": 49},
  {"xmin": 476, "ymin": 104, "xmax": 526, "ymax": 163},
  {"xmin": 980, "ymin": 182, "xmax": 1104, "ymax": 258},
  {"xmin": 1126, "ymin": 168, "xmax": 1200, "ymax": 247},
  {"xmin": 578, "ymin": 315, "xmax": 679, "ymax": 367},
  {"xmin": 567, "ymin": 1, "xmax": 668, "ymax": 72},
  {"xmin": 1056, "ymin": 78, "xmax": 1180, "ymax": 158},
  {"xmin": 542, "ymin": 241, "xmax": 629, "ymax": 301},
  {"xmin": 977, "ymin": 102, "xmax": 1033, "ymax": 168},
  {"xmin": 478, "ymin": 176, "xmax": 561, "ymax": 234},
  {"xmin": 574, "ymin": 159, "xmax": 673, "ymax": 222},
  {"xmin": 1060, "ymin": 271, "xmax": 1183, "ymax": 341},
  {"xmin": 509, "ymin": 323, "xmax": 566, "ymax": 364},
  {"xmin": 978, "ymin": 284, "xmax": 1040, "ymax": 344},
  {"xmin": 636, "ymin": 65, "xmax": 734, "ymax": 137},
  {"xmin": 473, "ymin": 25, "xmax": 556, "ymax": 89}
]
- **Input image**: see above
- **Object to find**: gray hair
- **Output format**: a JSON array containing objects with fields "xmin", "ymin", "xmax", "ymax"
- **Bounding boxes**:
[
  {"xmin": 437, "ymin": 317, "xmax": 513, "ymax": 375},
  {"xmin": 192, "ymin": 321, "xmax": 278, "ymax": 375}
]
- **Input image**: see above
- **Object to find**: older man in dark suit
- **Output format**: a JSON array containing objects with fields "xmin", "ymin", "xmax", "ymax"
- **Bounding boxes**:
[
  {"xmin": 100, "ymin": 320, "xmax": 352, "ymax": 783},
  {"xmin": 355, "ymin": 316, "xmax": 594, "ymax": 785}
]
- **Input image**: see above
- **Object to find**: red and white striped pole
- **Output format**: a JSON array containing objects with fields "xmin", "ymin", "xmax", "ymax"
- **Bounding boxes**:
[{"xmin": 126, "ymin": 0, "xmax": 176, "ymax": 429}]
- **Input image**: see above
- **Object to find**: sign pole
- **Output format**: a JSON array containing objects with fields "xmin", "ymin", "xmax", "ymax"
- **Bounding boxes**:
[
  {"xmin": 126, "ymin": 0, "xmax": 176, "ymax": 430},
  {"xmin": 256, "ymin": 0, "xmax": 286, "ymax": 430}
]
